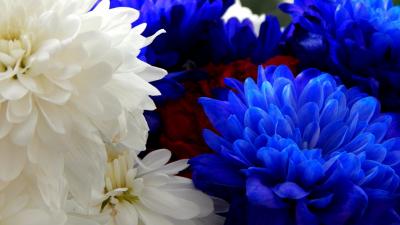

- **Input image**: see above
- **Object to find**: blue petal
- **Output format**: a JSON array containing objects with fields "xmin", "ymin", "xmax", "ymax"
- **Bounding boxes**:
[
  {"xmin": 233, "ymin": 139, "xmax": 257, "ymax": 165},
  {"xmin": 294, "ymin": 68, "xmax": 322, "ymax": 93},
  {"xmin": 273, "ymin": 182, "xmax": 309, "ymax": 200},
  {"xmin": 190, "ymin": 154, "xmax": 245, "ymax": 189},
  {"xmin": 298, "ymin": 102, "xmax": 320, "ymax": 133},
  {"xmin": 349, "ymin": 97, "xmax": 378, "ymax": 123},
  {"xmin": 228, "ymin": 91, "xmax": 247, "ymax": 121},
  {"xmin": 302, "ymin": 122, "xmax": 320, "ymax": 148},
  {"xmin": 320, "ymin": 99, "xmax": 339, "ymax": 128},
  {"xmin": 272, "ymin": 65, "xmax": 295, "ymax": 81},
  {"xmin": 366, "ymin": 122, "xmax": 389, "ymax": 143},
  {"xmin": 318, "ymin": 121, "xmax": 348, "ymax": 153},
  {"xmin": 246, "ymin": 175, "xmax": 287, "ymax": 208},
  {"xmin": 320, "ymin": 185, "xmax": 368, "ymax": 225},
  {"xmin": 296, "ymin": 201, "xmax": 319, "ymax": 225},
  {"xmin": 244, "ymin": 107, "xmax": 268, "ymax": 133},
  {"xmin": 364, "ymin": 144, "xmax": 387, "ymax": 162},
  {"xmin": 276, "ymin": 118, "xmax": 294, "ymax": 138},
  {"xmin": 298, "ymin": 77, "xmax": 324, "ymax": 108},
  {"xmin": 308, "ymin": 194, "xmax": 334, "ymax": 208},
  {"xmin": 203, "ymin": 129, "xmax": 232, "ymax": 152},
  {"xmin": 298, "ymin": 159, "xmax": 325, "ymax": 187},
  {"xmin": 342, "ymin": 132, "xmax": 375, "ymax": 154}
]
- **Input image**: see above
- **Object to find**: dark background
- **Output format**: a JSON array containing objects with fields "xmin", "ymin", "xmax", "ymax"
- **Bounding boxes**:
[
  {"xmin": 242, "ymin": 0, "xmax": 281, "ymax": 14},
  {"xmin": 241, "ymin": 0, "xmax": 291, "ymax": 25}
]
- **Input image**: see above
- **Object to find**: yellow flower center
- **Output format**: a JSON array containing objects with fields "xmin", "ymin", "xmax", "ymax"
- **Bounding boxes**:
[
  {"xmin": 101, "ymin": 151, "xmax": 138, "ymax": 212},
  {"xmin": 0, "ymin": 35, "xmax": 31, "ymax": 79}
]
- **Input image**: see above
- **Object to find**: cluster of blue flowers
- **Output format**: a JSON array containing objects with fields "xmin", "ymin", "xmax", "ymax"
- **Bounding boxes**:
[
  {"xmin": 111, "ymin": 0, "xmax": 280, "ymax": 71},
  {"xmin": 109, "ymin": 0, "xmax": 286, "ymax": 132},
  {"xmin": 281, "ymin": 0, "xmax": 400, "ymax": 111},
  {"xmin": 190, "ymin": 65, "xmax": 400, "ymax": 225},
  {"xmin": 110, "ymin": 0, "xmax": 400, "ymax": 224}
]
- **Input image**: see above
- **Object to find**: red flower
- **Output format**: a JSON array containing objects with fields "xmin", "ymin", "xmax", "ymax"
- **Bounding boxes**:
[{"xmin": 156, "ymin": 56, "xmax": 299, "ymax": 160}]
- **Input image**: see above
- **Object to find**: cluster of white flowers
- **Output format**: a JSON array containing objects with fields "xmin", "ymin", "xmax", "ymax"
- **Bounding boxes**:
[{"xmin": 0, "ymin": 0, "xmax": 221, "ymax": 224}]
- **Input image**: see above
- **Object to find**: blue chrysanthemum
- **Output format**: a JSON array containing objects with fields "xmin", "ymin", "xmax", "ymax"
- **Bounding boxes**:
[
  {"xmin": 215, "ymin": 15, "xmax": 282, "ymax": 65},
  {"xmin": 280, "ymin": 0, "xmax": 400, "ymax": 111},
  {"xmin": 190, "ymin": 65, "xmax": 400, "ymax": 225},
  {"xmin": 109, "ymin": 0, "xmax": 231, "ymax": 69},
  {"xmin": 109, "ymin": 0, "xmax": 281, "ymax": 69},
  {"xmin": 107, "ymin": 0, "xmax": 282, "ymax": 107}
]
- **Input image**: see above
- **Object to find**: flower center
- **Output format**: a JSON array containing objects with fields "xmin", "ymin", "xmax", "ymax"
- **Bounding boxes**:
[
  {"xmin": 101, "ymin": 151, "xmax": 138, "ymax": 212},
  {"xmin": 0, "ymin": 35, "xmax": 32, "ymax": 80}
]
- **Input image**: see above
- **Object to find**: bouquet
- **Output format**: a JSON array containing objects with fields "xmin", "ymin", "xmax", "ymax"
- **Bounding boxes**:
[{"xmin": 0, "ymin": 0, "xmax": 398, "ymax": 225}]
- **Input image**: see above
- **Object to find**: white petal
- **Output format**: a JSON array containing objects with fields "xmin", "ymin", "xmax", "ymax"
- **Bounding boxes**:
[
  {"xmin": 112, "ymin": 73, "xmax": 160, "ymax": 97},
  {"xmin": 132, "ymin": 60, "xmax": 166, "ymax": 82},
  {"xmin": 93, "ymin": 0, "xmax": 110, "ymax": 12},
  {"xmin": 85, "ymin": 90, "xmax": 122, "ymax": 120},
  {"xmin": 73, "ymin": 62, "xmax": 113, "ymax": 93},
  {"xmin": 105, "ymin": 78, "xmax": 156, "ymax": 112},
  {"xmin": 0, "ymin": 104, "xmax": 12, "ymax": 138},
  {"xmin": 63, "ymin": 131, "xmax": 106, "ymax": 206},
  {"xmin": 54, "ymin": 15, "xmax": 82, "ymax": 42},
  {"xmin": 0, "ymin": 80, "xmax": 28, "ymax": 100},
  {"xmin": 155, "ymin": 159, "xmax": 189, "ymax": 176},
  {"xmin": 141, "ymin": 149, "xmax": 171, "ymax": 170},
  {"xmin": 75, "ymin": 31, "xmax": 111, "ymax": 66},
  {"xmin": 18, "ymin": 75, "xmax": 45, "ymax": 94},
  {"xmin": 53, "ymin": 65, "xmax": 82, "ymax": 81},
  {"xmin": 191, "ymin": 214, "xmax": 226, "ymax": 225},
  {"xmin": 27, "ymin": 136, "xmax": 64, "ymax": 179},
  {"xmin": 162, "ymin": 187, "xmax": 214, "ymax": 218},
  {"xmin": 80, "ymin": 0, "xmax": 101, "ymax": 12},
  {"xmin": 71, "ymin": 93, "xmax": 104, "ymax": 116},
  {"xmin": 0, "ymin": 140, "xmax": 26, "ymax": 181},
  {"xmin": 37, "ymin": 85, "xmax": 72, "ymax": 105},
  {"xmin": 139, "ymin": 187, "xmax": 201, "ymax": 220},
  {"xmin": 136, "ymin": 204, "xmax": 174, "ymax": 225},
  {"xmin": 115, "ymin": 203, "xmax": 139, "ymax": 225},
  {"xmin": 28, "ymin": 39, "xmax": 61, "ymax": 63},
  {"xmin": 119, "ymin": 112, "xmax": 148, "ymax": 151},
  {"xmin": 10, "ymin": 106, "xmax": 38, "ymax": 146},
  {"xmin": 36, "ymin": 98, "xmax": 67, "ymax": 134},
  {"xmin": 7, "ymin": 93, "xmax": 32, "ymax": 119},
  {"xmin": 36, "ymin": 171, "xmax": 67, "ymax": 210},
  {"xmin": 3, "ymin": 209, "xmax": 66, "ymax": 225},
  {"xmin": 141, "ymin": 174, "xmax": 170, "ymax": 187},
  {"xmin": 66, "ymin": 215, "xmax": 102, "ymax": 225},
  {"xmin": 109, "ymin": 7, "xmax": 140, "ymax": 26},
  {"xmin": 1, "ymin": 179, "xmax": 29, "ymax": 218},
  {"xmin": 130, "ymin": 23, "xmax": 147, "ymax": 36},
  {"xmin": 143, "ymin": 29, "xmax": 166, "ymax": 48}
]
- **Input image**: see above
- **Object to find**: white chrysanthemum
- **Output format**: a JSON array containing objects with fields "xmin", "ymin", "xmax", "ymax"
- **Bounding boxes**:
[
  {"xmin": 0, "ymin": 168, "xmax": 66, "ymax": 225},
  {"xmin": 0, "ymin": 0, "xmax": 165, "ymax": 208},
  {"xmin": 66, "ymin": 148, "xmax": 223, "ymax": 225},
  {"xmin": 222, "ymin": 0, "xmax": 265, "ymax": 36}
]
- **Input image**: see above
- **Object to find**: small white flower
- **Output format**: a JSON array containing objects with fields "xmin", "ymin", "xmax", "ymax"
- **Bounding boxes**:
[
  {"xmin": 67, "ymin": 148, "xmax": 223, "ymax": 225},
  {"xmin": 222, "ymin": 0, "xmax": 265, "ymax": 36},
  {"xmin": 0, "ymin": 0, "xmax": 166, "ymax": 209}
]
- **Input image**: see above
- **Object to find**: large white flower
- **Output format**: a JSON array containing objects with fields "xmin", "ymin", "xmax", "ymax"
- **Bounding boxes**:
[
  {"xmin": 222, "ymin": 0, "xmax": 265, "ymax": 36},
  {"xmin": 0, "ymin": 168, "xmax": 66, "ymax": 225},
  {"xmin": 66, "ymin": 148, "xmax": 223, "ymax": 225},
  {"xmin": 0, "ymin": 0, "xmax": 166, "ymax": 209}
]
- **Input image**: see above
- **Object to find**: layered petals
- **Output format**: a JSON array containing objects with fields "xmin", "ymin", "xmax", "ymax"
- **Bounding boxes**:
[
  {"xmin": 0, "ymin": 0, "xmax": 166, "ymax": 213},
  {"xmin": 190, "ymin": 65, "xmax": 400, "ymax": 225}
]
